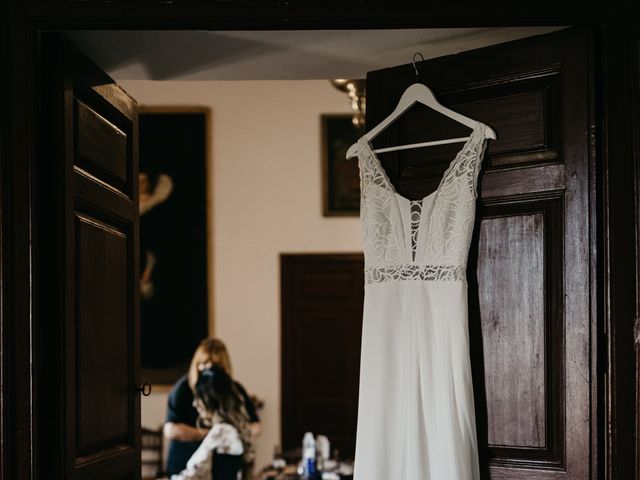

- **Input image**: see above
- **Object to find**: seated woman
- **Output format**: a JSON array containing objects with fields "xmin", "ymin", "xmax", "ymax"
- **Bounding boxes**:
[
  {"xmin": 171, "ymin": 366, "xmax": 255, "ymax": 480},
  {"xmin": 164, "ymin": 338, "xmax": 261, "ymax": 476}
]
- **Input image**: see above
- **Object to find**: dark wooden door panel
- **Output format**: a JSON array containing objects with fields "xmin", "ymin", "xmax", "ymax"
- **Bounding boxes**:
[
  {"xmin": 366, "ymin": 27, "xmax": 592, "ymax": 478},
  {"xmin": 476, "ymin": 196, "xmax": 565, "ymax": 471},
  {"xmin": 479, "ymin": 212, "xmax": 547, "ymax": 450},
  {"xmin": 75, "ymin": 215, "xmax": 130, "ymax": 454},
  {"xmin": 281, "ymin": 254, "xmax": 364, "ymax": 459},
  {"xmin": 75, "ymin": 98, "xmax": 129, "ymax": 192},
  {"xmin": 39, "ymin": 34, "xmax": 140, "ymax": 480}
]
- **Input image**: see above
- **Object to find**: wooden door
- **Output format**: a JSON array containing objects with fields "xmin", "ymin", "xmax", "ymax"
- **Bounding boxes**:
[
  {"xmin": 281, "ymin": 254, "xmax": 365, "ymax": 460},
  {"xmin": 37, "ymin": 35, "xmax": 141, "ymax": 479},
  {"xmin": 365, "ymin": 28, "xmax": 594, "ymax": 478}
]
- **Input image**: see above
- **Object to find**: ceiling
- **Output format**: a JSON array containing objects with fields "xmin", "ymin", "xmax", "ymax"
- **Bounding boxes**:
[{"xmin": 64, "ymin": 27, "xmax": 565, "ymax": 81}]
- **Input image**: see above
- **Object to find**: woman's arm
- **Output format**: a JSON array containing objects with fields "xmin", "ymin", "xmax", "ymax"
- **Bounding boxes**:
[
  {"xmin": 164, "ymin": 422, "xmax": 208, "ymax": 442},
  {"xmin": 164, "ymin": 375, "xmax": 202, "ymax": 443}
]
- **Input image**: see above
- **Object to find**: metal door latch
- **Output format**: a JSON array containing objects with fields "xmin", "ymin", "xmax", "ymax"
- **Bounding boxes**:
[{"xmin": 136, "ymin": 383, "xmax": 152, "ymax": 396}]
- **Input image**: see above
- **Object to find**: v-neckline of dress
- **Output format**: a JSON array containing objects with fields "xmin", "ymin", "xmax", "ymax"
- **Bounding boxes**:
[
  {"xmin": 359, "ymin": 122, "xmax": 483, "ymax": 205},
  {"xmin": 359, "ymin": 124, "xmax": 484, "ymax": 263}
]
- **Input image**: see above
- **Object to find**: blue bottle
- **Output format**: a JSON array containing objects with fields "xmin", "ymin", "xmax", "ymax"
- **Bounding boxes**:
[{"xmin": 302, "ymin": 432, "xmax": 320, "ymax": 479}]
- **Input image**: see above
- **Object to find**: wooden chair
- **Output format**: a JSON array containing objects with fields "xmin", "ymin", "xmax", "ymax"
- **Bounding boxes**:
[
  {"xmin": 141, "ymin": 427, "xmax": 164, "ymax": 479},
  {"xmin": 212, "ymin": 452, "xmax": 244, "ymax": 480}
]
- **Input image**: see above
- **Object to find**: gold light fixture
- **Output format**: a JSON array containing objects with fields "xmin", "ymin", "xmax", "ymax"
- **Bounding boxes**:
[{"xmin": 331, "ymin": 79, "xmax": 366, "ymax": 129}]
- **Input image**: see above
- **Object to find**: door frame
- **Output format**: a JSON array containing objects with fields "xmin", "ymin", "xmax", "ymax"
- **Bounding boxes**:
[{"xmin": 2, "ymin": 3, "xmax": 638, "ymax": 480}]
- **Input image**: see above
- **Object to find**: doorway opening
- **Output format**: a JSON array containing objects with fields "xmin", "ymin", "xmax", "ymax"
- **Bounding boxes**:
[{"xmin": 57, "ymin": 25, "xmax": 583, "ymax": 480}]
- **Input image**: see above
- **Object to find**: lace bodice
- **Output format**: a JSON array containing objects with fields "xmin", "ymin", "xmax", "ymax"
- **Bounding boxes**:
[{"xmin": 354, "ymin": 124, "xmax": 488, "ymax": 284}]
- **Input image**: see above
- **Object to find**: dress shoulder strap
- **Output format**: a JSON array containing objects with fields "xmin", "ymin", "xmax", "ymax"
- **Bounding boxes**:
[{"xmin": 354, "ymin": 136, "xmax": 396, "ymax": 200}]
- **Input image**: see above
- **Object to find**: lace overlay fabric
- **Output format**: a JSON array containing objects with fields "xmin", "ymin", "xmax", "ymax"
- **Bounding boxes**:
[
  {"xmin": 365, "ymin": 264, "xmax": 466, "ymax": 284},
  {"xmin": 356, "ymin": 124, "xmax": 488, "ymax": 285}
]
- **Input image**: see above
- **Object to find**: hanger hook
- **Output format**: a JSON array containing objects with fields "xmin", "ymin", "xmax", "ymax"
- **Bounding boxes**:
[{"xmin": 412, "ymin": 52, "xmax": 425, "ymax": 78}]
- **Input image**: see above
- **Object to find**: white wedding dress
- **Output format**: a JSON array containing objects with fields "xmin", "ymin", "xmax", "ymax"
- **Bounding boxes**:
[{"xmin": 351, "ymin": 123, "xmax": 488, "ymax": 480}]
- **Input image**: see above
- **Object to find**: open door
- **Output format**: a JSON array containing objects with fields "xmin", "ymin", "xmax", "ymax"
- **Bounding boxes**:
[
  {"xmin": 365, "ymin": 27, "xmax": 594, "ymax": 478},
  {"xmin": 36, "ymin": 35, "xmax": 141, "ymax": 479}
]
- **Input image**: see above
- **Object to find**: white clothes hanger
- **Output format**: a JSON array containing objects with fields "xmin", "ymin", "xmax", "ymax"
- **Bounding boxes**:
[{"xmin": 346, "ymin": 53, "xmax": 497, "ymax": 160}]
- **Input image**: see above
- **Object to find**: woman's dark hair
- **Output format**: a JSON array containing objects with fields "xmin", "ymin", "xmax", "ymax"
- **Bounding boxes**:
[{"xmin": 195, "ymin": 365, "xmax": 248, "ymax": 427}]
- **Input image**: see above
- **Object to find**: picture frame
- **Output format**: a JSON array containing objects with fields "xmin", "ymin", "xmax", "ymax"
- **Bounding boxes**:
[
  {"xmin": 138, "ymin": 106, "xmax": 213, "ymax": 386},
  {"xmin": 321, "ymin": 114, "xmax": 363, "ymax": 216}
]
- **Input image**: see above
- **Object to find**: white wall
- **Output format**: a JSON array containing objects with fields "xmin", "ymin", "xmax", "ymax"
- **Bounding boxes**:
[{"xmin": 121, "ymin": 80, "xmax": 363, "ymax": 469}]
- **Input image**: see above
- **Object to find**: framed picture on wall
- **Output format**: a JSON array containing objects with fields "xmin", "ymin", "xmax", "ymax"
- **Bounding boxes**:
[
  {"xmin": 321, "ymin": 114, "xmax": 363, "ymax": 216},
  {"xmin": 138, "ymin": 107, "xmax": 212, "ymax": 385}
]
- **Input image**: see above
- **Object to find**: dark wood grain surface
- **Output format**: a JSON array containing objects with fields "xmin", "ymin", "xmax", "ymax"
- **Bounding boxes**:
[
  {"xmin": 281, "ymin": 254, "xmax": 364, "ymax": 460},
  {"xmin": 36, "ymin": 34, "xmax": 141, "ymax": 480},
  {"xmin": 366, "ymin": 27, "xmax": 591, "ymax": 478}
]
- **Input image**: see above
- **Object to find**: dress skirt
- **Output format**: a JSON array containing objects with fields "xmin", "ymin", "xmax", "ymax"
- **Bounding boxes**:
[{"xmin": 353, "ymin": 279, "xmax": 480, "ymax": 480}]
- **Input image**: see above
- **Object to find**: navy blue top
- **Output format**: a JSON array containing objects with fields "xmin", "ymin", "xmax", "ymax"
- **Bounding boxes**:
[{"xmin": 165, "ymin": 374, "xmax": 259, "ymax": 475}]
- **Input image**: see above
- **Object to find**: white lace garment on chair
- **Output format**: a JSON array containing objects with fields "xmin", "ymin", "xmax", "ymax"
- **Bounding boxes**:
[{"xmin": 170, "ymin": 423, "xmax": 244, "ymax": 480}]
